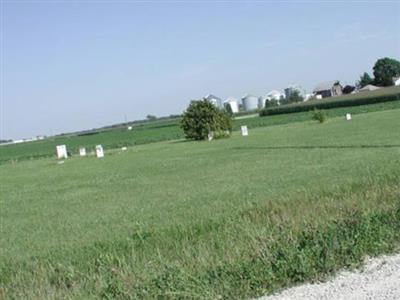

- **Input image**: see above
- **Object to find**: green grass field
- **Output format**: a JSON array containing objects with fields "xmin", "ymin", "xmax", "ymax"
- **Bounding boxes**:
[
  {"xmin": 1, "ymin": 99, "xmax": 400, "ymax": 164},
  {"xmin": 1, "ymin": 108, "xmax": 400, "ymax": 299}
]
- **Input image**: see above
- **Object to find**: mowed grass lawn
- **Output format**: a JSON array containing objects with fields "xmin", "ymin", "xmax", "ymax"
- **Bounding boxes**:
[
  {"xmin": 2, "ymin": 99, "xmax": 400, "ymax": 164},
  {"xmin": 1, "ymin": 109, "xmax": 400, "ymax": 299}
]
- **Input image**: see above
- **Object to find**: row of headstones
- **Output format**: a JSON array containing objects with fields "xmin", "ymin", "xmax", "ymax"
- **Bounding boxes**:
[
  {"xmin": 57, "ymin": 114, "xmax": 352, "ymax": 157},
  {"xmin": 56, "ymin": 144, "xmax": 105, "ymax": 159}
]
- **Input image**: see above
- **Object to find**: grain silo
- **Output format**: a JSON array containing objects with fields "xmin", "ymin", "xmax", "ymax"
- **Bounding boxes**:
[
  {"xmin": 258, "ymin": 96, "xmax": 266, "ymax": 109},
  {"xmin": 241, "ymin": 94, "xmax": 258, "ymax": 111},
  {"xmin": 224, "ymin": 97, "xmax": 239, "ymax": 113},
  {"xmin": 204, "ymin": 94, "xmax": 223, "ymax": 109}
]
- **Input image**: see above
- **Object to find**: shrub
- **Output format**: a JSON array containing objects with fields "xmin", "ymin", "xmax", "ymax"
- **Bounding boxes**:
[
  {"xmin": 312, "ymin": 109, "xmax": 327, "ymax": 123},
  {"xmin": 286, "ymin": 90, "xmax": 304, "ymax": 104},
  {"xmin": 181, "ymin": 99, "xmax": 233, "ymax": 140}
]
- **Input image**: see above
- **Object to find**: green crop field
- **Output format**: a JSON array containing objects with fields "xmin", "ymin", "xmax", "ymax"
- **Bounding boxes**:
[
  {"xmin": 260, "ymin": 85, "xmax": 400, "ymax": 116},
  {"xmin": 1, "ymin": 108, "xmax": 400, "ymax": 299}
]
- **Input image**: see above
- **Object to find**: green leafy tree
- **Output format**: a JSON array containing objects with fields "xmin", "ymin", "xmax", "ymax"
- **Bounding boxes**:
[
  {"xmin": 181, "ymin": 99, "xmax": 232, "ymax": 140},
  {"xmin": 357, "ymin": 72, "xmax": 374, "ymax": 88},
  {"xmin": 373, "ymin": 57, "xmax": 400, "ymax": 87},
  {"xmin": 264, "ymin": 99, "xmax": 279, "ymax": 108},
  {"xmin": 286, "ymin": 90, "xmax": 304, "ymax": 104}
]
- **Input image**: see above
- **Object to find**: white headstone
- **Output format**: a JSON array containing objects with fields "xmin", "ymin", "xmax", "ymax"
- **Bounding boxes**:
[
  {"xmin": 56, "ymin": 145, "xmax": 68, "ymax": 159},
  {"xmin": 208, "ymin": 131, "xmax": 214, "ymax": 141},
  {"xmin": 346, "ymin": 113, "xmax": 352, "ymax": 121},
  {"xmin": 127, "ymin": 126, "xmax": 132, "ymax": 131},
  {"xmin": 79, "ymin": 147, "xmax": 86, "ymax": 156},
  {"xmin": 316, "ymin": 95, "xmax": 322, "ymax": 100},
  {"xmin": 121, "ymin": 146, "xmax": 127, "ymax": 151},
  {"xmin": 96, "ymin": 145, "xmax": 104, "ymax": 158},
  {"xmin": 241, "ymin": 126, "xmax": 248, "ymax": 136}
]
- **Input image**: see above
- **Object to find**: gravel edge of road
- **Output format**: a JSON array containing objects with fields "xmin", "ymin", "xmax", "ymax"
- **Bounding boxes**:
[{"xmin": 257, "ymin": 252, "xmax": 400, "ymax": 300}]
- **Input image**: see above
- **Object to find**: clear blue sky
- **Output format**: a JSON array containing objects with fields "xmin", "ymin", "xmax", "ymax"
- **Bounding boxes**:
[{"xmin": 2, "ymin": 1, "xmax": 399, "ymax": 139}]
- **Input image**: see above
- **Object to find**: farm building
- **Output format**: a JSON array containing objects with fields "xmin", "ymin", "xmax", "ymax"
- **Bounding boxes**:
[
  {"xmin": 313, "ymin": 80, "xmax": 343, "ymax": 98},
  {"xmin": 224, "ymin": 97, "xmax": 239, "ymax": 113},
  {"xmin": 205, "ymin": 94, "xmax": 223, "ymax": 109},
  {"xmin": 393, "ymin": 76, "xmax": 400, "ymax": 86},
  {"xmin": 342, "ymin": 85, "xmax": 356, "ymax": 94},
  {"xmin": 241, "ymin": 94, "xmax": 259, "ymax": 111},
  {"xmin": 359, "ymin": 84, "xmax": 380, "ymax": 92}
]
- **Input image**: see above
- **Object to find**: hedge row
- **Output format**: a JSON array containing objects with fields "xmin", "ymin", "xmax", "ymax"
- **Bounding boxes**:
[{"xmin": 260, "ymin": 92, "xmax": 400, "ymax": 116}]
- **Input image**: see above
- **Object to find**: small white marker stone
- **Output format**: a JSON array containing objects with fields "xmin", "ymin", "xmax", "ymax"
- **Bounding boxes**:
[
  {"xmin": 346, "ymin": 113, "xmax": 352, "ymax": 121},
  {"xmin": 95, "ymin": 145, "xmax": 104, "ymax": 158},
  {"xmin": 127, "ymin": 126, "xmax": 132, "ymax": 131},
  {"xmin": 79, "ymin": 147, "xmax": 86, "ymax": 156},
  {"xmin": 121, "ymin": 146, "xmax": 127, "ymax": 151},
  {"xmin": 208, "ymin": 131, "xmax": 214, "ymax": 141},
  {"xmin": 56, "ymin": 145, "xmax": 68, "ymax": 159},
  {"xmin": 241, "ymin": 126, "xmax": 248, "ymax": 136}
]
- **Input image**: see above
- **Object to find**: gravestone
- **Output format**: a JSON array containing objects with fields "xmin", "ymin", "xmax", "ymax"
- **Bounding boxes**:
[
  {"xmin": 128, "ymin": 126, "xmax": 132, "ymax": 131},
  {"xmin": 346, "ymin": 113, "xmax": 352, "ymax": 121},
  {"xmin": 208, "ymin": 131, "xmax": 214, "ymax": 141},
  {"xmin": 96, "ymin": 145, "xmax": 104, "ymax": 158},
  {"xmin": 241, "ymin": 126, "xmax": 248, "ymax": 136},
  {"xmin": 121, "ymin": 146, "xmax": 127, "ymax": 151},
  {"xmin": 56, "ymin": 145, "xmax": 68, "ymax": 159},
  {"xmin": 79, "ymin": 147, "xmax": 86, "ymax": 156}
]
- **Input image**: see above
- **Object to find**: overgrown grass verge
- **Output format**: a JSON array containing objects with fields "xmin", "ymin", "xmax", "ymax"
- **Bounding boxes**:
[{"xmin": 1, "ymin": 176, "xmax": 399, "ymax": 299}]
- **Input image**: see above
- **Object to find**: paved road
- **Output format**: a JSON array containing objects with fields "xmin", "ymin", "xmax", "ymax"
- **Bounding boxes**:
[{"xmin": 259, "ymin": 253, "xmax": 400, "ymax": 300}]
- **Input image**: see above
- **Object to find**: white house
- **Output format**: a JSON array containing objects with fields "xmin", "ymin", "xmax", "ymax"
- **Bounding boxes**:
[{"xmin": 393, "ymin": 76, "xmax": 400, "ymax": 86}]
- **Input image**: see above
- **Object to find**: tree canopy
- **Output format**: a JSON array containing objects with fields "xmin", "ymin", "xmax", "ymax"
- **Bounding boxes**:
[
  {"xmin": 181, "ymin": 99, "xmax": 232, "ymax": 140},
  {"xmin": 373, "ymin": 57, "xmax": 400, "ymax": 87},
  {"xmin": 281, "ymin": 90, "xmax": 304, "ymax": 105},
  {"xmin": 357, "ymin": 72, "xmax": 374, "ymax": 89}
]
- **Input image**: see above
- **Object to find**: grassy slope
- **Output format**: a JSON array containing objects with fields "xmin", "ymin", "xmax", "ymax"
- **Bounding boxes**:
[
  {"xmin": 1, "ymin": 109, "xmax": 400, "ymax": 299},
  {"xmin": 1, "ymin": 100, "xmax": 400, "ymax": 164}
]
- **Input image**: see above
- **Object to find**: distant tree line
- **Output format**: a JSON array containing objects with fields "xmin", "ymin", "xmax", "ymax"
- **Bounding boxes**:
[{"xmin": 0, "ymin": 139, "xmax": 12, "ymax": 144}]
